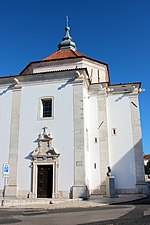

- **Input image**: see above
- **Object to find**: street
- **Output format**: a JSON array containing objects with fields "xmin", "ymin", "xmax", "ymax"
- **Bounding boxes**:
[{"xmin": 0, "ymin": 197, "xmax": 150, "ymax": 225}]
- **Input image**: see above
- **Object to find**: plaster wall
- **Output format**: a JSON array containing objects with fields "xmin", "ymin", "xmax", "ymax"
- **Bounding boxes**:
[
  {"xmin": 0, "ymin": 88, "xmax": 12, "ymax": 192},
  {"xmin": 18, "ymin": 80, "xmax": 74, "ymax": 196},
  {"xmin": 83, "ymin": 86, "xmax": 90, "ymax": 189},
  {"xmin": 88, "ymin": 95, "xmax": 101, "ymax": 193},
  {"xmin": 33, "ymin": 59, "xmax": 108, "ymax": 83},
  {"xmin": 80, "ymin": 60, "xmax": 108, "ymax": 83},
  {"xmin": 107, "ymin": 94, "xmax": 136, "ymax": 190}
]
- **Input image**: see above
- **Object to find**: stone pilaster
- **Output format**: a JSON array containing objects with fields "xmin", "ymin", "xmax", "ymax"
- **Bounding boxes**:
[
  {"xmin": 72, "ymin": 78, "xmax": 88, "ymax": 198},
  {"xmin": 129, "ymin": 90, "xmax": 147, "ymax": 193},
  {"xmin": 5, "ymin": 84, "xmax": 22, "ymax": 197},
  {"xmin": 97, "ymin": 88, "xmax": 110, "ymax": 195}
]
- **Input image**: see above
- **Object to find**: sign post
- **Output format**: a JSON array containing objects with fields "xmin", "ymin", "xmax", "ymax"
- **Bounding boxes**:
[{"xmin": 2, "ymin": 164, "xmax": 9, "ymax": 197}]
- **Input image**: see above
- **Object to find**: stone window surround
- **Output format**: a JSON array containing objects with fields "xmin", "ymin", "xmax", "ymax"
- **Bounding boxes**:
[{"xmin": 38, "ymin": 96, "xmax": 54, "ymax": 120}]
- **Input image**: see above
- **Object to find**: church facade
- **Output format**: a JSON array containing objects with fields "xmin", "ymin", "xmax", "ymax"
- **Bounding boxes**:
[{"xmin": 0, "ymin": 23, "xmax": 147, "ymax": 199}]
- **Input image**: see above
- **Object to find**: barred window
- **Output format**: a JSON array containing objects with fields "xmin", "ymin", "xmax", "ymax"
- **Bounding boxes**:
[
  {"xmin": 42, "ymin": 99, "xmax": 52, "ymax": 117},
  {"xmin": 38, "ymin": 97, "xmax": 54, "ymax": 119}
]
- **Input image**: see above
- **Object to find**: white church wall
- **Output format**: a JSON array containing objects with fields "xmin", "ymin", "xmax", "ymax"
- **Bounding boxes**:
[
  {"xmin": 83, "ymin": 86, "xmax": 90, "ymax": 191},
  {"xmin": 80, "ymin": 59, "xmax": 109, "ymax": 83},
  {"xmin": 88, "ymin": 95, "xmax": 101, "ymax": 194},
  {"xmin": 107, "ymin": 94, "xmax": 136, "ymax": 192},
  {"xmin": 18, "ymin": 80, "xmax": 74, "ymax": 197},
  {"xmin": 0, "ymin": 88, "xmax": 12, "ymax": 195},
  {"xmin": 32, "ymin": 58, "xmax": 108, "ymax": 84},
  {"xmin": 78, "ymin": 60, "xmax": 108, "ymax": 83}
]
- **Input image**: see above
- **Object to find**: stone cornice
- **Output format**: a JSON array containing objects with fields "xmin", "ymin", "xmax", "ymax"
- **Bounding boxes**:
[
  {"xmin": 0, "ymin": 68, "xmax": 89, "ymax": 87},
  {"xmin": 89, "ymin": 82, "xmax": 144, "ymax": 96},
  {"xmin": 89, "ymin": 82, "xmax": 108, "ymax": 95},
  {"xmin": 108, "ymin": 83, "xmax": 144, "ymax": 96},
  {"xmin": 12, "ymin": 83, "xmax": 22, "ymax": 91}
]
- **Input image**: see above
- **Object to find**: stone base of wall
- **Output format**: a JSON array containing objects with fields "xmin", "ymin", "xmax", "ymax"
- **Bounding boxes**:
[
  {"xmin": 58, "ymin": 191, "xmax": 70, "ymax": 199},
  {"xmin": 4, "ymin": 188, "xmax": 74, "ymax": 200},
  {"xmin": 146, "ymin": 182, "xmax": 150, "ymax": 194},
  {"xmin": 100, "ymin": 184, "xmax": 106, "ymax": 195},
  {"xmin": 116, "ymin": 184, "xmax": 149, "ymax": 195},
  {"xmin": 115, "ymin": 188, "xmax": 136, "ymax": 194},
  {"xmin": 90, "ymin": 189, "xmax": 101, "ymax": 195},
  {"xmin": 71, "ymin": 185, "xmax": 89, "ymax": 199},
  {"xmin": 17, "ymin": 190, "xmax": 30, "ymax": 198},
  {"xmin": 135, "ymin": 183, "xmax": 148, "ymax": 194},
  {"xmin": 5, "ymin": 185, "xmax": 17, "ymax": 197}
]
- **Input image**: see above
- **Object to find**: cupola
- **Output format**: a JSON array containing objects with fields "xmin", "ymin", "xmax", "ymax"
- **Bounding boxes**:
[{"xmin": 58, "ymin": 16, "xmax": 76, "ymax": 51}]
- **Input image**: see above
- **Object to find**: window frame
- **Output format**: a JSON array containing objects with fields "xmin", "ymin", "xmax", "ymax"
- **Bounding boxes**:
[{"xmin": 38, "ymin": 96, "xmax": 54, "ymax": 120}]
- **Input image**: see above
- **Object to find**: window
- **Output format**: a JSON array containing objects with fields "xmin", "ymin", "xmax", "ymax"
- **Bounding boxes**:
[
  {"xmin": 42, "ymin": 99, "xmax": 52, "ymax": 117},
  {"xmin": 112, "ymin": 128, "xmax": 117, "ymax": 136},
  {"xmin": 94, "ymin": 137, "xmax": 98, "ymax": 143},
  {"xmin": 98, "ymin": 70, "xmax": 100, "ymax": 82},
  {"xmin": 39, "ymin": 97, "xmax": 53, "ymax": 119}
]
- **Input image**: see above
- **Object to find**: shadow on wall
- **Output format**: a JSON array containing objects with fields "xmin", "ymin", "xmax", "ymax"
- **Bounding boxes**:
[
  {"xmin": 89, "ymin": 139, "xmax": 146, "ymax": 196},
  {"xmin": 0, "ymin": 84, "xmax": 14, "ymax": 96},
  {"xmin": 57, "ymin": 78, "xmax": 75, "ymax": 90},
  {"xmin": 115, "ymin": 94, "xmax": 127, "ymax": 102},
  {"xmin": 110, "ymin": 139, "xmax": 146, "ymax": 194}
]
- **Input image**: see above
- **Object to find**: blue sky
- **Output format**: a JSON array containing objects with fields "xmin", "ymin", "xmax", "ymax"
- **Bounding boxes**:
[{"xmin": 0, "ymin": 0, "xmax": 149, "ymax": 154}]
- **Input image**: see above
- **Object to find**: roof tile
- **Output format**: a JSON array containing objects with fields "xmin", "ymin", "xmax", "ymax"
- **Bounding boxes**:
[
  {"xmin": 43, "ymin": 49, "xmax": 84, "ymax": 61},
  {"xmin": 144, "ymin": 154, "xmax": 150, "ymax": 160}
]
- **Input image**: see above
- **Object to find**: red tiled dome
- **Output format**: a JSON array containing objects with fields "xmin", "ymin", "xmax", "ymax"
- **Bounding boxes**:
[{"xmin": 43, "ymin": 49, "xmax": 84, "ymax": 61}]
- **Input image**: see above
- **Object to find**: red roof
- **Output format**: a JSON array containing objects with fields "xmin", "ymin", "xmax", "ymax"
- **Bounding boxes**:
[
  {"xmin": 43, "ymin": 49, "xmax": 84, "ymax": 61},
  {"xmin": 144, "ymin": 154, "xmax": 150, "ymax": 160}
]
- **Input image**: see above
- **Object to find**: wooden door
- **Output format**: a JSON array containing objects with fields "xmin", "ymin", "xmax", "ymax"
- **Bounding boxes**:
[{"xmin": 37, "ymin": 165, "xmax": 53, "ymax": 198}]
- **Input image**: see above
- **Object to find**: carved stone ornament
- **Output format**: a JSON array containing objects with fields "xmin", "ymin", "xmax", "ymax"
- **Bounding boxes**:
[
  {"xmin": 31, "ymin": 127, "xmax": 60, "ymax": 160},
  {"xmin": 106, "ymin": 166, "xmax": 112, "ymax": 177}
]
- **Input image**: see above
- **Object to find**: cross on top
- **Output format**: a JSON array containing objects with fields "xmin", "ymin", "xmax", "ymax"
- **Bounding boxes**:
[
  {"xmin": 66, "ymin": 16, "xmax": 69, "ymax": 27},
  {"xmin": 42, "ymin": 126, "xmax": 48, "ymax": 134}
]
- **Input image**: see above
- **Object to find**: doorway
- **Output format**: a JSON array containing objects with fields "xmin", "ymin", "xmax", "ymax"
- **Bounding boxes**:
[{"xmin": 37, "ymin": 165, "xmax": 53, "ymax": 198}]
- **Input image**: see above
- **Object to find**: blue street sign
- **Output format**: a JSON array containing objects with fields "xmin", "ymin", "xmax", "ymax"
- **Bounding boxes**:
[{"xmin": 3, "ymin": 164, "xmax": 9, "ymax": 177}]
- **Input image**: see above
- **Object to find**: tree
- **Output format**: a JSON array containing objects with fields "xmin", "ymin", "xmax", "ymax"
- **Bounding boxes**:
[{"xmin": 145, "ymin": 160, "xmax": 150, "ymax": 174}]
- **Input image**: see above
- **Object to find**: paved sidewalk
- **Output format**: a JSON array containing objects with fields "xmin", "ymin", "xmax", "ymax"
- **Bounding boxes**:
[
  {"xmin": 89, "ymin": 194, "xmax": 148, "ymax": 205},
  {"xmin": 0, "ymin": 194, "xmax": 148, "ymax": 209}
]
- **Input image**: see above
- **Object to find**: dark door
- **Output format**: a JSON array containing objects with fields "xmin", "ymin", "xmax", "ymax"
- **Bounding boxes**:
[{"xmin": 37, "ymin": 165, "xmax": 53, "ymax": 198}]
